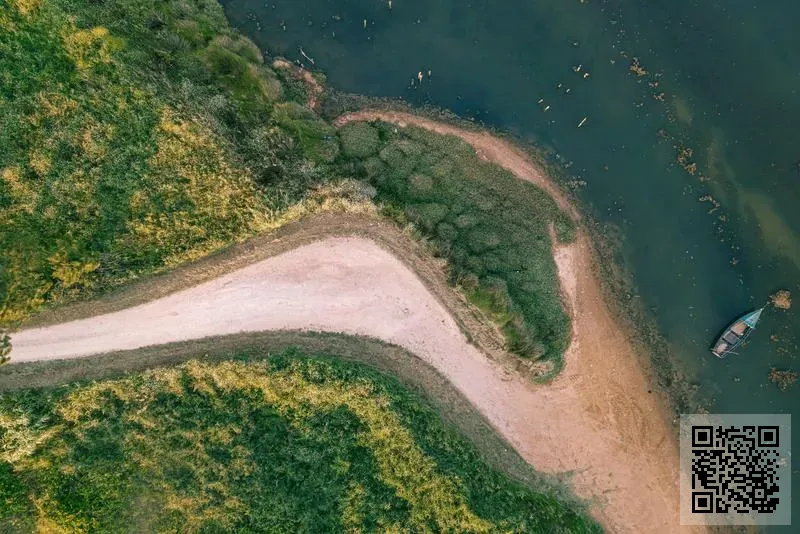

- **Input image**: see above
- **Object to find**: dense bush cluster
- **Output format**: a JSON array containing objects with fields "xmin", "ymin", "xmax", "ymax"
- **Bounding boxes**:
[
  {"xmin": 0, "ymin": 353, "xmax": 599, "ymax": 532},
  {"xmin": 336, "ymin": 122, "xmax": 575, "ymax": 373}
]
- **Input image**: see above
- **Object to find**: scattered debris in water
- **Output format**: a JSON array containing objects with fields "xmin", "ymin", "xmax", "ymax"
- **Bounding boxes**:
[
  {"xmin": 299, "ymin": 46, "xmax": 315, "ymax": 65},
  {"xmin": 676, "ymin": 146, "xmax": 697, "ymax": 175},
  {"xmin": 699, "ymin": 195, "xmax": 721, "ymax": 214},
  {"xmin": 768, "ymin": 368, "xmax": 797, "ymax": 391},
  {"xmin": 770, "ymin": 290, "xmax": 792, "ymax": 310},
  {"xmin": 630, "ymin": 57, "xmax": 647, "ymax": 77}
]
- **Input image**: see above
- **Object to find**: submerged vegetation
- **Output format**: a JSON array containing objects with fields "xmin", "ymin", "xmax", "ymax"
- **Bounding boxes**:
[
  {"xmin": 0, "ymin": 351, "xmax": 600, "ymax": 533},
  {"xmin": 770, "ymin": 290, "xmax": 792, "ymax": 310},
  {"xmin": 336, "ymin": 122, "xmax": 575, "ymax": 373},
  {"xmin": 768, "ymin": 367, "xmax": 797, "ymax": 391}
]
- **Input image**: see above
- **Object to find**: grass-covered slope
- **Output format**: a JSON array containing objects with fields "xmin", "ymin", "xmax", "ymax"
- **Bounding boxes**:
[
  {"xmin": 337, "ymin": 122, "xmax": 575, "ymax": 373},
  {"xmin": 0, "ymin": 0, "xmax": 333, "ymax": 326},
  {"xmin": 0, "ymin": 351, "xmax": 601, "ymax": 533}
]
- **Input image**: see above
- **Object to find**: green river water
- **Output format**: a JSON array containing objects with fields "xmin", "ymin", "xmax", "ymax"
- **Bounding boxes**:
[{"xmin": 221, "ymin": 0, "xmax": 799, "ymax": 526}]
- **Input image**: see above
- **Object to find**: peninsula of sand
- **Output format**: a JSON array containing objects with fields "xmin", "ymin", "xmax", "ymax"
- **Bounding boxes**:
[{"xmin": 6, "ymin": 112, "xmax": 693, "ymax": 534}]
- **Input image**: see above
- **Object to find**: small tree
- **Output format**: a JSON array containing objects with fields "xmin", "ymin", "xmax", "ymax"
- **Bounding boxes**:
[{"xmin": 0, "ymin": 330, "xmax": 11, "ymax": 365}]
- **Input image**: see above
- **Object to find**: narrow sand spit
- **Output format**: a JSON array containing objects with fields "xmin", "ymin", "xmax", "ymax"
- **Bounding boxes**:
[{"xmin": 8, "ymin": 113, "xmax": 701, "ymax": 532}]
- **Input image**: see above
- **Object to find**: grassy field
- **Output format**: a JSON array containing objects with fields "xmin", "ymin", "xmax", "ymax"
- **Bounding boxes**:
[
  {"xmin": 336, "ymin": 121, "xmax": 575, "ymax": 375},
  {"xmin": 0, "ymin": 0, "xmax": 334, "ymax": 326},
  {"xmin": 0, "ymin": 345, "xmax": 601, "ymax": 533}
]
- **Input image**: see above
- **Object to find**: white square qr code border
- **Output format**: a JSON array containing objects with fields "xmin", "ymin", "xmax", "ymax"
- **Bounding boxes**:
[{"xmin": 680, "ymin": 414, "xmax": 791, "ymax": 526}]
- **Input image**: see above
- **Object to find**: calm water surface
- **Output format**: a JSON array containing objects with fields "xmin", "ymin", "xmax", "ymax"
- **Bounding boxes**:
[{"xmin": 223, "ymin": 0, "xmax": 799, "ymax": 524}]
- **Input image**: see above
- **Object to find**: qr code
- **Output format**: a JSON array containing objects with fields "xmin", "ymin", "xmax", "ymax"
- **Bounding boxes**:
[{"xmin": 680, "ymin": 414, "xmax": 791, "ymax": 526}]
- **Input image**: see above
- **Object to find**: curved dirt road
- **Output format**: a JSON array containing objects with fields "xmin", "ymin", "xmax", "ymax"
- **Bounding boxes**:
[
  {"xmin": 12, "ymin": 235, "xmax": 685, "ymax": 533},
  {"xmin": 8, "ymin": 113, "xmax": 697, "ymax": 533}
]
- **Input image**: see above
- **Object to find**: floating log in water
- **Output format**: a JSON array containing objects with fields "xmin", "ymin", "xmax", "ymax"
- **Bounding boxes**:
[{"xmin": 299, "ymin": 46, "xmax": 315, "ymax": 65}]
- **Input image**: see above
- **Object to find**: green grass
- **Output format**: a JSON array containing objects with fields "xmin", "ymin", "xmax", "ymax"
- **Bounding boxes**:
[
  {"xmin": 0, "ymin": 349, "xmax": 600, "ymax": 533},
  {"xmin": 336, "ymin": 122, "xmax": 576, "ymax": 374},
  {"xmin": 0, "ymin": 0, "xmax": 334, "ymax": 326}
]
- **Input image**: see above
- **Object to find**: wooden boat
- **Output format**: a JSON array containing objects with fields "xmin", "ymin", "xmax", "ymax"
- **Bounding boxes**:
[{"xmin": 710, "ymin": 307, "xmax": 764, "ymax": 358}]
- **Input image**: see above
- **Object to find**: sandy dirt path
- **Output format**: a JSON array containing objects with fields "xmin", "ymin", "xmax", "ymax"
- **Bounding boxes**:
[
  {"xmin": 12, "ymin": 235, "xmax": 688, "ymax": 533},
  {"xmin": 9, "ymin": 112, "xmax": 699, "ymax": 532}
]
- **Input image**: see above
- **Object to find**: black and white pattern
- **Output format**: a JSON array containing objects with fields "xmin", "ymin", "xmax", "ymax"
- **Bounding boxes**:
[
  {"xmin": 690, "ymin": 425, "xmax": 781, "ymax": 514},
  {"xmin": 680, "ymin": 414, "xmax": 791, "ymax": 526}
]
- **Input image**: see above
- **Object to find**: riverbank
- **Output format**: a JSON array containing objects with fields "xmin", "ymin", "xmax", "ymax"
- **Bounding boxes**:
[
  {"xmin": 6, "ymin": 103, "xmax": 698, "ymax": 530},
  {"xmin": 336, "ymin": 111, "xmax": 695, "ymax": 532},
  {"xmin": 9, "ymin": 115, "xmax": 695, "ymax": 531}
]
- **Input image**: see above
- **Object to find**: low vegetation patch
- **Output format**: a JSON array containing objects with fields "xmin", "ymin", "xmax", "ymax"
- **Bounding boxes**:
[
  {"xmin": 768, "ymin": 367, "xmax": 797, "ymax": 391},
  {"xmin": 0, "ymin": 0, "xmax": 333, "ymax": 326},
  {"xmin": 2, "ymin": 1, "xmax": 576, "ymax": 381},
  {"xmin": 336, "ymin": 122, "xmax": 575, "ymax": 374},
  {"xmin": 0, "ymin": 351, "xmax": 599, "ymax": 533},
  {"xmin": 770, "ymin": 290, "xmax": 791, "ymax": 310}
]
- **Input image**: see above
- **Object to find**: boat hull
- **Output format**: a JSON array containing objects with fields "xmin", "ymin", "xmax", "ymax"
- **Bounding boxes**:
[{"xmin": 710, "ymin": 308, "xmax": 763, "ymax": 358}]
